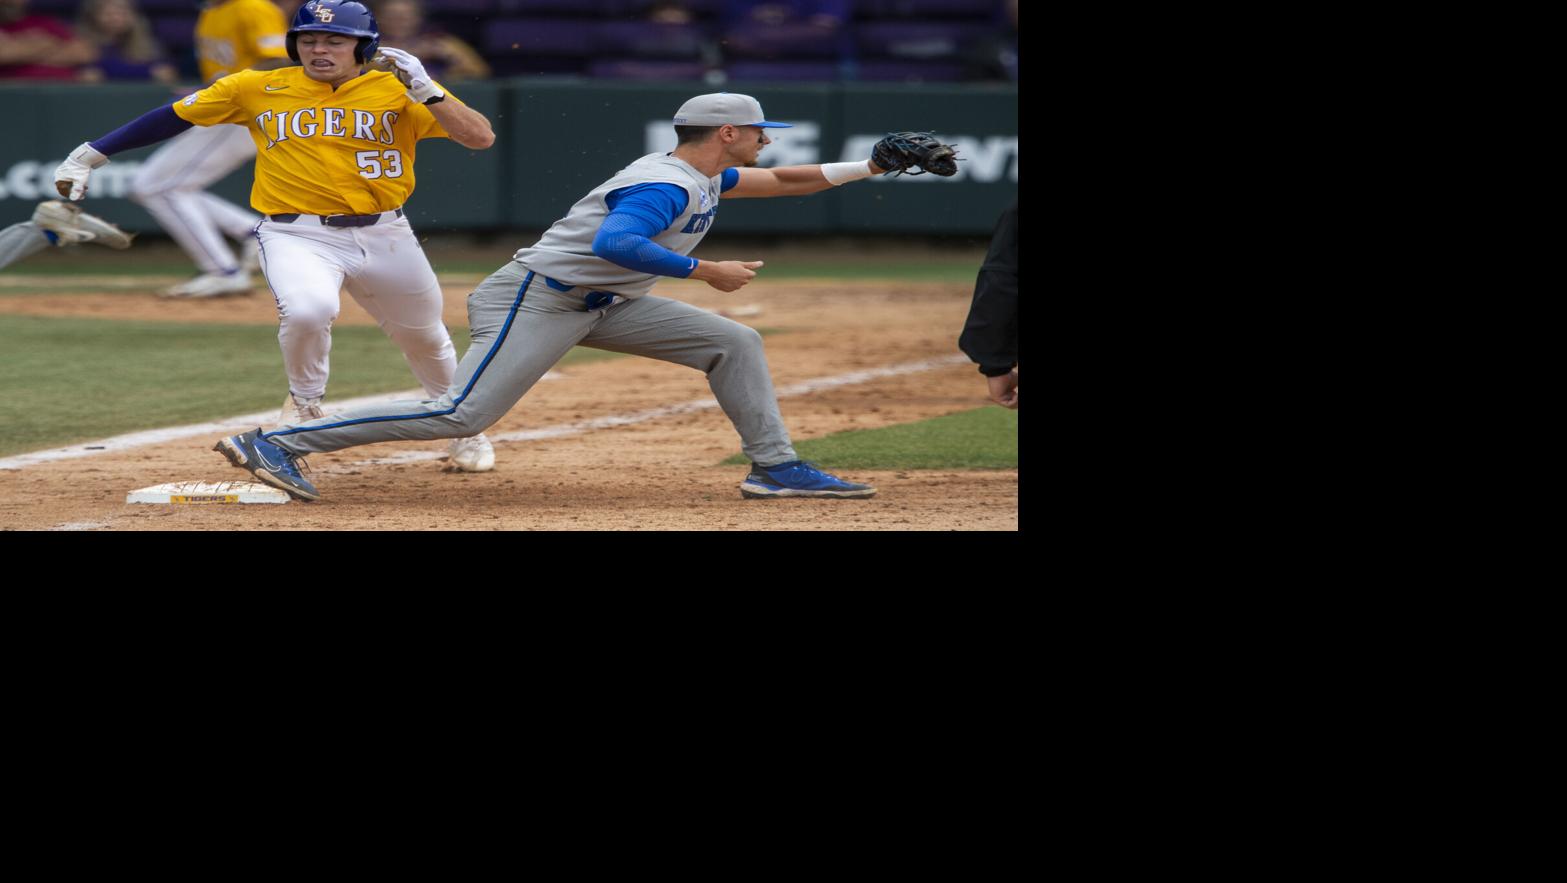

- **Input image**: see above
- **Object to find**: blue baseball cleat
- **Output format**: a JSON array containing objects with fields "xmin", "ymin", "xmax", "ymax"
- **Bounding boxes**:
[
  {"xmin": 740, "ymin": 460, "xmax": 876, "ymax": 499},
  {"xmin": 214, "ymin": 428, "xmax": 320, "ymax": 501}
]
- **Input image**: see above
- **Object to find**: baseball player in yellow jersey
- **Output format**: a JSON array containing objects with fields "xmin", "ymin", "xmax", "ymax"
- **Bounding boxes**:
[
  {"xmin": 54, "ymin": 0, "xmax": 502, "ymax": 474},
  {"xmin": 132, "ymin": 0, "xmax": 292, "ymax": 300}
]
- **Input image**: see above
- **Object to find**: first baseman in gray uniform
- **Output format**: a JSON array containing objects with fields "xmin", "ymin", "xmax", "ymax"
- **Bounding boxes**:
[{"xmin": 216, "ymin": 93, "xmax": 900, "ymax": 501}]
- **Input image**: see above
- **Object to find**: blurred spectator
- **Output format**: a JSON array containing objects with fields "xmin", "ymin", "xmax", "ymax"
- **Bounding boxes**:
[
  {"xmin": 964, "ymin": 0, "xmax": 1017, "ymax": 81},
  {"xmin": 0, "ymin": 0, "xmax": 98, "ymax": 80},
  {"xmin": 722, "ymin": 0, "xmax": 850, "ymax": 60},
  {"xmin": 75, "ymin": 0, "xmax": 178, "ymax": 84},
  {"xmin": 375, "ymin": 0, "xmax": 489, "ymax": 81},
  {"xmin": 647, "ymin": 1, "xmax": 695, "ymax": 25},
  {"xmin": 724, "ymin": 1, "xmax": 849, "ymax": 29}
]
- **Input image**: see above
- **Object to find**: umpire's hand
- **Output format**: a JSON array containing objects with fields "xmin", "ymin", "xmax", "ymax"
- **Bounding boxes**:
[{"xmin": 988, "ymin": 369, "xmax": 1018, "ymax": 409}]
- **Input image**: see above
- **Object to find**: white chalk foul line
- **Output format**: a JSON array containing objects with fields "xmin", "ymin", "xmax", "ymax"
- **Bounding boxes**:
[
  {"xmin": 0, "ymin": 388, "xmax": 445, "ymax": 471},
  {"xmin": 50, "ymin": 522, "xmax": 111, "ymax": 532},
  {"xmin": 3, "ymin": 357, "xmax": 968, "ymax": 472},
  {"xmin": 346, "ymin": 355, "xmax": 970, "ymax": 467},
  {"xmin": 0, "ymin": 372, "xmax": 571, "ymax": 471}
]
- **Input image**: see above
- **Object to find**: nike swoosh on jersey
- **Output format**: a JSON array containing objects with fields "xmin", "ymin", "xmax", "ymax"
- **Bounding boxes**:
[{"xmin": 264, "ymin": 85, "xmax": 288, "ymax": 91}]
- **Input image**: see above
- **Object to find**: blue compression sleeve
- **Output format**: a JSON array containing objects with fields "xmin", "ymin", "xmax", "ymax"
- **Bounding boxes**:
[
  {"xmin": 605, "ymin": 182, "xmax": 687, "ymax": 224},
  {"xmin": 592, "ymin": 184, "xmax": 699, "ymax": 278},
  {"xmin": 90, "ymin": 105, "xmax": 194, "ymax": 156},
  {"xmin": 721, "ymin": 167, "xmax": 740, "ymax": 192}
]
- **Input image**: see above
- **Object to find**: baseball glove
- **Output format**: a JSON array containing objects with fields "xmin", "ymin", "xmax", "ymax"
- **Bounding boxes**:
[{"xmin": 871, "ymin": 132, "xmax": 961, "ymax": 177}]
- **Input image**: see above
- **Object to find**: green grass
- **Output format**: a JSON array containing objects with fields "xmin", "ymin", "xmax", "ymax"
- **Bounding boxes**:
[
  {"xmin": 4, "ymin": 253, "xmax": 982, "ymax": 286},
  {"xmin": 723, "ymin": 407, "xmax": 1018, "ymax": 470},
  {"xmin": 0, "ymin": 279, "xmax": 185, "ymax": 297},
  {"xmin": 0, "ymin": 315, "xmax": 620, "ymax": 457},
  {"xmin": 0, "ymin": 262, "xmax": 497, "ymax": 280},
  {"xmin": 1, "ymin": 263, "xmax": 200, "ymax": 277}
]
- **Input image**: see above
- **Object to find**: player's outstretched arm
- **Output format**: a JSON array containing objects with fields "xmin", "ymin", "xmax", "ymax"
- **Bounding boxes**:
[
  {"xmin": 721, "ymin": 162, "xmax": 889, "ymax": 199},
  {"xmin": 721, "ymin": 131, "xmax": 960, "ymax": 199},
  {"xmin": 54, "ymin": 105, "xmax": 195, "ymax": 200}
]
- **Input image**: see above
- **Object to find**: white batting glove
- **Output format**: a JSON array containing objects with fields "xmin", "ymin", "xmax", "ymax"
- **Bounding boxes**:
[
  {"xmin": 54, "ymin": 142, "xmax": 109, "ymax": 201},
  {"xmin": 375, "ymin": 47, "xmax": 445, "ymax": 105}
]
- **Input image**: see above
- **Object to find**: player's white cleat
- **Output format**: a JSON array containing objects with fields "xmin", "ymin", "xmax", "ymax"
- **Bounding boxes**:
[
  {"xmin": 280, "ymin": 392, "xmax": 325, "ymax": 426},
  {"xmin": 32, "ymin": 200, "xmax": 134, "ymax": 249},
  {"xmin": 162, "ymin": 270, "xmax": 254, "ymax": 299},
  {"xmin": 448, "ymin": 433, "xmax": 495, "ymax": 472}
]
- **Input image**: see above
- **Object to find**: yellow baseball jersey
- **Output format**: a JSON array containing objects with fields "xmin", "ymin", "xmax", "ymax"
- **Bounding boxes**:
[
  {"xmin": 172, "ymin": 68, "xmax": 459, "ymax": 216},
  {"xmin": 195, "ymin": 0, "xmax": 289, "ymax": 84}
]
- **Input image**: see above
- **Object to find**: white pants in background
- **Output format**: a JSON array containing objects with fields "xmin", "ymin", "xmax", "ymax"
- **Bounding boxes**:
[{"xmin": 130, "ymin": 124, "xmax": 260, "ymax": 274}]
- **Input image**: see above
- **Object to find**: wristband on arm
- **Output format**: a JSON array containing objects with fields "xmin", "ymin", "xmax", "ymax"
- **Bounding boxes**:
[{"xmin": 820, "ymin": 160, "xmax": 876, "ymax": 185}]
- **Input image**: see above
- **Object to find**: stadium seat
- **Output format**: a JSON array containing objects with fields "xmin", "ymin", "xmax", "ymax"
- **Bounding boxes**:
[
  {"xmin": 483, "ymin": 19, "xmax": 600, "ymax": 56},
  {"xmin": 857, "ymin": 61, "xmax": 969, "ymax": 82},
  {"xmin": 598, "ymin": 21, "xmax": 710, "ymax": 60},
  {"xmin": 723, "ymin": 22, "xmax": 843, "ymax": 60},
  {"xmin": 482, "ymin": 19, "xmax": 601, "ymax": 75},
  {"xmin": 618, "ymin": 0, "xmax": 724, "ymax": 17},
  {"xmin": 855, "ymin": 22, "xmax": 990, "ymax": 60},
  {"xmin": 421, "ymin": 0, "xmax": 497, "ymax": 14},
  {"xmin": 858, "ymin": 0, "xmax": 1001, "ymax": 20},
  {"xmin": 726, "ymin": 61, "xmax": 841, "ymax": 82},
  {"xmin": 587, "ymin": 60, "xmax": 707, "ymax": 80},
  {"xmin": 493, "ymin": 0, "xmax": 612, "ymax": 14},
  {"xmin": 151, "ymin": 16, "xmax": 197, "ymax": 56}
]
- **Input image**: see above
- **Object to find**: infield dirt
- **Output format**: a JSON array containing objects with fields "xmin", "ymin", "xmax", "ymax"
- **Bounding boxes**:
[{"xmin": 0, "ymin": 275, "xmax": 1017, "ymax": 530}]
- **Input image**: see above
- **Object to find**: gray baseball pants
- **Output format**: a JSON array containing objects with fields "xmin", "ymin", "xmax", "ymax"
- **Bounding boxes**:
[
  {"xmin": 264, "ymin": 261, "xmax": 799, "ymax": 466},
  {"xmin": 0, "ymin": 222, "xmax": 51, "ymax": 270}
]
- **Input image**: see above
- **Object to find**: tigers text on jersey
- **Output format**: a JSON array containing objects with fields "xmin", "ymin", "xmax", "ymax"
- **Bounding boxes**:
[
  {"xmin": 196, "ymin": 0, "xmax": 288, "ymax": 83},
  {"xmin": 513, "ymin": 153, "xmax": 723, "ymax": 300},
  {"xmin": 172, "ymin": 67, "xmax": 459, "ymax": 216}
]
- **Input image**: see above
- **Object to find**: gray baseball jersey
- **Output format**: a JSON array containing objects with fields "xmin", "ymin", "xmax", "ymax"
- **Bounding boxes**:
[{"xmin": 512, "ymin": 153, "xmax": 721, "ymax": 298}]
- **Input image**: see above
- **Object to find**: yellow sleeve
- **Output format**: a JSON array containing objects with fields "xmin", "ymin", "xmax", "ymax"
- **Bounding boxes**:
[
  {"xmin": 245, "ymin": 2, "xmax": 289, "ymax": 61},
  {"xmin": 406, "ymin": 82, "xmax": 465, "ymax": 140},
  {"xmin": 172, "ymin": 72, "xmax": 249, "ymax": 126}
]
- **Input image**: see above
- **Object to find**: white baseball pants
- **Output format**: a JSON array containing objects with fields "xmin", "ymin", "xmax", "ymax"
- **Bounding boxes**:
[{"xmin": 254, "ymin": 212, "xmax": 458, "ymax": 402}]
